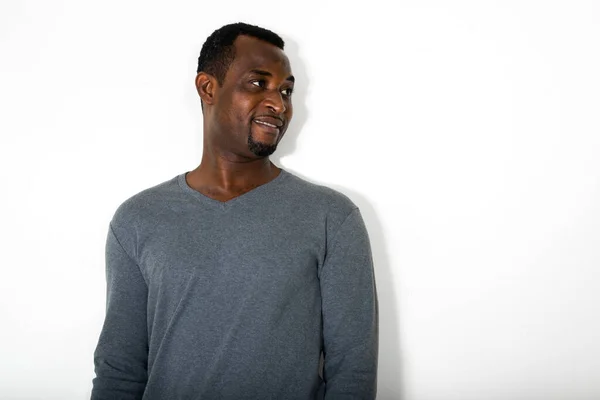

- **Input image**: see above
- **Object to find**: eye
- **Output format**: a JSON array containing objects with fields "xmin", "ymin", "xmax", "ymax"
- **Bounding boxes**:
[
  {"xmin": 281, "ymin": 88, "xmax": 294, "ymax": 97},
  {"xmin": 250, "ymin": 79, "xmax": 266, "ymax": 88}
]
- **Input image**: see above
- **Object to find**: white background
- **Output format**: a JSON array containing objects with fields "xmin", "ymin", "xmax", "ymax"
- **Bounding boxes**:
[{"xmin": 1, "ymin": 1, "xmax": 599, "ymax": 399}]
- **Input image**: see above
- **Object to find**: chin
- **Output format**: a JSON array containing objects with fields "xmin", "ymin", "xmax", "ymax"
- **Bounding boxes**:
[{"xmin": 247, "ymin": 134, "xmax": 277, "ymax": 157}]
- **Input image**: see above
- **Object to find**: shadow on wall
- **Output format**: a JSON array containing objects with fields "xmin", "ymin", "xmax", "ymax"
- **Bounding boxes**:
[
  {"xmin": 272, "ymin": 38, "xmax": 404, "ymax": 400},
  {"xmin": 270, "ymin": 37, "xmax": 305, "ymax": 160}
]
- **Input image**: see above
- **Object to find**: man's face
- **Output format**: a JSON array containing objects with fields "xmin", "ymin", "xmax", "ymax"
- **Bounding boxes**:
[{"xmin": 212, "ymin": 35, "xmax": 294, "ymax": 158}]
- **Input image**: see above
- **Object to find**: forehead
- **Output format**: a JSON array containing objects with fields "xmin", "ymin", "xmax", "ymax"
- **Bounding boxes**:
[{"xmin": 227, "ymin": 35, "xmax": 292, "ymax": 78}]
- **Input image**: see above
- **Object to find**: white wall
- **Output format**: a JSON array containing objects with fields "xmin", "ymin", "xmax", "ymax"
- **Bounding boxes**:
[{"xmin": 1, "ymin": 1, "xmax": 599, "ymax": 399}]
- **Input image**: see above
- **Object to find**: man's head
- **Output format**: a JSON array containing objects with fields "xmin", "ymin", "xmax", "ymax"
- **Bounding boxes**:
[{"xmin": 196, "ymin": 23, "xmax": 294, "ymax": 158}]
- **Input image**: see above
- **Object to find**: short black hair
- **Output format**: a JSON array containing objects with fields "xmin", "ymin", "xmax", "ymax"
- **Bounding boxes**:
[{"xmin": 197, "ymin": 22, "xmax": 285, "ymax": 86}]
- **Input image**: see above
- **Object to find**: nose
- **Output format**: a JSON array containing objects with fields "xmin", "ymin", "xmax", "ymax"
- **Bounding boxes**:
[{"xmin": 264, "ymin": 89, "xmax": 286, "ymax": 114}]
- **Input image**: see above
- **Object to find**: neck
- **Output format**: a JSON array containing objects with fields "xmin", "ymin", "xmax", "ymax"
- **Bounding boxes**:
[{"xmin": 187, "ymin": 147, "xmax": 280, "ymax": 191}]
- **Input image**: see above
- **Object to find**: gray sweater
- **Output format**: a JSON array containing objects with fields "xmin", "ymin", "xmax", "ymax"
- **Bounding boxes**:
[{"xmin": 91, "ymin": 168, "xmax": 378, "ymax": 399}]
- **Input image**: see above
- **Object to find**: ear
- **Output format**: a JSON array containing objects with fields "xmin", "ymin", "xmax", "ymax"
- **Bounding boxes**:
[{"xmin": 195, "ymin": 72, "xmax": 217, "ymax": 106}]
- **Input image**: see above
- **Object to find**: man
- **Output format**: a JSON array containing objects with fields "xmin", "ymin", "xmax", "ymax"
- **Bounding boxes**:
[{"xmin": 91, "ymin": 22, "xmax": 378, "ymax": 399}]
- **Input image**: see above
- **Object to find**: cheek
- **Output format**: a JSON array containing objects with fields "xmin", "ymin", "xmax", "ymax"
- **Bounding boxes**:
[
  {"xmin": 230, "ymin": 91, "xmax": 256, "ymax": 117},
  {"xmin": 216, "ymin": 89, "xmax": 252, "ymax": 122},
  {"xmin": 220, "ymin": 105, "xmax": 246, "ymax": 129}
]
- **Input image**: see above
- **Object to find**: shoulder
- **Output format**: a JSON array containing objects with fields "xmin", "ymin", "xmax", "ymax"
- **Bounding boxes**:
[
  {"xmin": 282, "ymin": 169, "xmax": 359, "ymax": 227},
  {"xmin": 110, "ymin": 174, "xmax": 180, "ymax": 231}
]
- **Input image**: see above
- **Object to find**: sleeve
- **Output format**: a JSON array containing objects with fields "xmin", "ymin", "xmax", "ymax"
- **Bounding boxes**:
[
  {"xmin": 91, "ymin": 223, "xmax": 149, "ymax": 399},
  {"xmin": 320, "ymin": 208, "xmax": 379, "ymax": 399}
]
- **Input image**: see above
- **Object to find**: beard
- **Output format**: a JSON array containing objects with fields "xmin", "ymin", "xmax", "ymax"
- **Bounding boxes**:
[{"xmin": 247, "ymin": 131, "xmax": 278, "ymax": 157}]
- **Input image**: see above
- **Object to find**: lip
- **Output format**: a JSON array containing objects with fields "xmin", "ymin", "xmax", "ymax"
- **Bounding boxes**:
[
  {"xmin": 253, "ymin": 120, "xmax": 280, "ymax": 135},
  {"xmin": 253, "ymin": 116, "xmax": 284, "ymax": 128}
]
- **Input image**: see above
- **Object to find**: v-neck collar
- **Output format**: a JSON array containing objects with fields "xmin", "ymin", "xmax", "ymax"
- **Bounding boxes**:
[{"xmin": 177, "ymin": 168, "xmax": 289, "ymax": 210}]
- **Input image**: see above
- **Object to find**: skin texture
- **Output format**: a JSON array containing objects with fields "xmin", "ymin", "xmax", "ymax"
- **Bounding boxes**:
[{"xmin": 185, "ymin": 35, "xmax": 295, "ymax": 202}]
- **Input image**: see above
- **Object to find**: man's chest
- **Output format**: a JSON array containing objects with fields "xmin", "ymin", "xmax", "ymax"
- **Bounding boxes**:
[{"xmin": 136, "ymin": 212, "xmax": 324, "ymax": 292}]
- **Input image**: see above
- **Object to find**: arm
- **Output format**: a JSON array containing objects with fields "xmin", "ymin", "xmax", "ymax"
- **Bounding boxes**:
[
  {"xmin": 320, "ymin": 208, "xmax": 379, "ymax": 399},
  {"xmin": 91, "ymin": 224, "xmax": 148, "ymax": 399}
]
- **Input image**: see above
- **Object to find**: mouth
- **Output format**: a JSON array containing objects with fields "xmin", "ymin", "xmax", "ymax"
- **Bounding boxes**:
[{"xmin": 253, "ymin": 119, "xmax": 281, "ymax": 135}]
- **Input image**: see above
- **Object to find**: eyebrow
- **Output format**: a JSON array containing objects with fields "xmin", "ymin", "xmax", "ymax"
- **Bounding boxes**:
[{"xmin": 249, "ymin": 69, "xmax": 295, "ymax": 83}]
